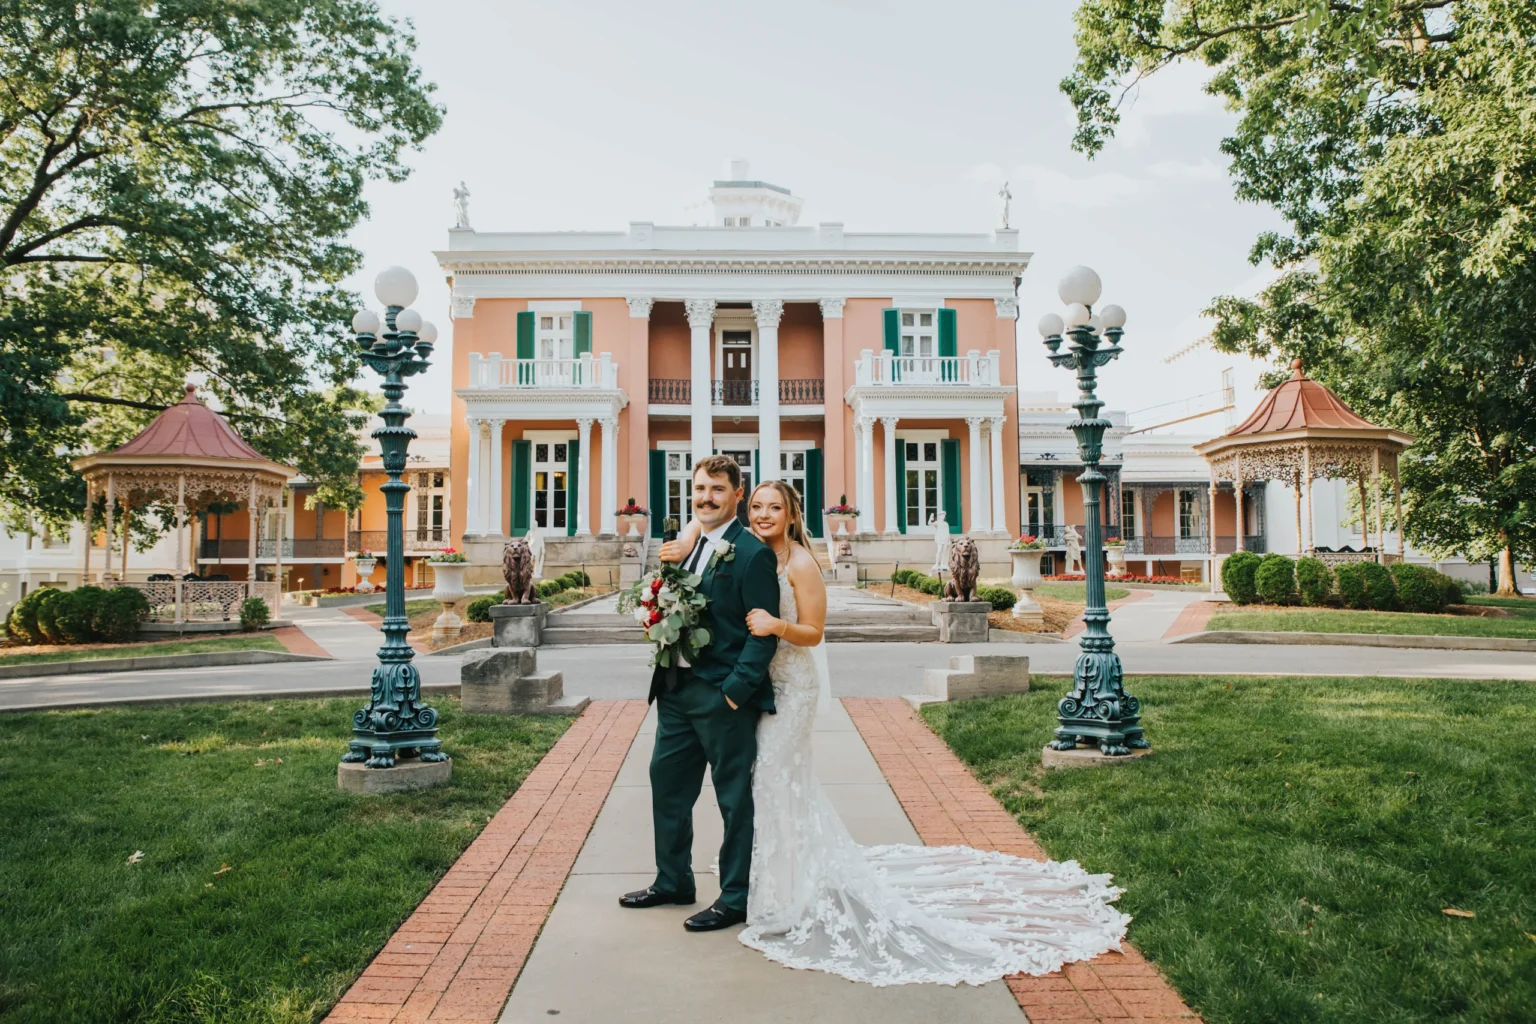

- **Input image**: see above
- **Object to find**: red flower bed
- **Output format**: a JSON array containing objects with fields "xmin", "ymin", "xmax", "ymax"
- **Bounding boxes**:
[{"xmin": 1043, "ymin": 573, "xmax": 1195, "ymax": 585}]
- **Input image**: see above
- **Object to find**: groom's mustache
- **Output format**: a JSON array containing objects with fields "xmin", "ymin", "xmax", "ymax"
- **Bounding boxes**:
[{"xmin": 697, "ymin": 501, "xmax": 720, "ymax": 510}]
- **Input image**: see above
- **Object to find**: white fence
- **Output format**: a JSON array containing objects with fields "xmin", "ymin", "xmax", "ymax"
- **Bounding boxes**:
[
  {"xmin": 467, "ymin": 353, "xmax": 620, "ymax": 389},
  {"xmin": 118, "ymin": 580, "xmax": 282, "ymax": 623},
  {"xmin": 852, "ymin": 348, "xmax": 1002, "ymax": 387}
]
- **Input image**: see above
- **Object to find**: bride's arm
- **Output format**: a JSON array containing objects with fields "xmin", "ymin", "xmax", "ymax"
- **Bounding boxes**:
[
  {"xmin": 657, "ymin": 517, "xmax": 702, "ymax": 564},
  {"xmin": 746, "ymin": 546, "xmax": 826, "ymax": 647}
]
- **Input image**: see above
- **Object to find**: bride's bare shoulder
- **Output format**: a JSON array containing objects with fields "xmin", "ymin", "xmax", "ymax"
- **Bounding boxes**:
[{"xmin": 786, "ymin": 543, "xmax": 821, "ymax": 577}]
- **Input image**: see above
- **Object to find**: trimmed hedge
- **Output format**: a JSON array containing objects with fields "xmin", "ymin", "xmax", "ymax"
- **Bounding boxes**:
[
  {"xmin": 97, "ymin": 587, "xmax": 151, "ymax": 641},
  {"xmin": 560, "ymin": 570, "xmax": 591, "ymax": 588},
  {"xmin": 536, "ymin": 579, "xmax": 563, "ymax": 599},
  {"xmin": 1335, "ymin": 562, "xmax": 1367, "ymax": 609},
  {"xmin": 1295, "ymin": 557, "xmax": 1333, "ymax": 607},
  {"xmin": 1390, "ymin": 562, "xmax": 1445, "ymax": 614},
  {"xmin": 1221, "ymin": 551, "xmax": 1262, "ymax": 605},
  {"xmin": 1358, "ymin": 560, "xmax": 1400, "ymax": 611},
  {"xmin": 5, "ymin": 585, "xmax": 149, "ymax": 645},
  {"xmin": 466, "ymin": 594, "xmax": 499, "ymax": 622},
  {"xmin": 1254, "ymin": 554, "xmax": 1298, "ymax": 606},
  {"xmin": 977, "ymin": 585, "xmax": 1016, "ymax": 611}
]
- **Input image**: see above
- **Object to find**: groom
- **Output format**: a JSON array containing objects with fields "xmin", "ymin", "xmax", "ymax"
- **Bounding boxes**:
[{"xmin": 620, "ymin": 455, "xmax": 780, "ymax": 931}]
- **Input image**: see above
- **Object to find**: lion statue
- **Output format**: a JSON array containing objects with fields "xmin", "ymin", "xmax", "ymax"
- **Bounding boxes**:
[
  {"xmin": 944, "ymin": 537, "xmax": 980, "ymax": 603},
  {"xmin": 502, "ymin": 538, "xmax": 537, "ymax": 604}
]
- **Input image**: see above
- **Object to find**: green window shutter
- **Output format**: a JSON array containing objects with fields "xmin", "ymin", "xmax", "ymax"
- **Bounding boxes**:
[
  {"xmin": 511, "ymin": 440, "xmax": 532, "ymax": 537},
  {"xmin": 937, "ymin": 307, "xmax": 957, "ymax": 382},
  {"xmin": 941, "ymin": 439, "xmax": 962, "ymax": 534},
  {"xmin": 894, "ymin": 438, "xmax": 907, "ymax": 534},
  {"xmin": 516, "ymin": 311, "xmax": 535, "ymax": 387},
  {"xmin": 566, "ymin": 438, "xmax": 580, "ymax": 537},
  {"xmin": 649, "ymin": 450, "xmax": 667, "ymax": 538},
  {"xmin": 882, "ymin": 308, "xmax": 899, "ymax": 355},
  {"xmin": 805, "ymin": 448, "xmax": 823, "ymax": 538},
  {"xmin": 573, "ymin": 310, "xmax": 592, "ymax": 357}
]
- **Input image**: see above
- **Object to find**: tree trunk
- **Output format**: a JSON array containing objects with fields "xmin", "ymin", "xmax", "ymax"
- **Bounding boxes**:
[{"xmin": 1496, "ymin": 534, "xmax": 1518, "ymax": 597}]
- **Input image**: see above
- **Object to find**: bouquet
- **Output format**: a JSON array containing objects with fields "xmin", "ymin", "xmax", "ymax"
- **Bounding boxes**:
[{"xmin": 617, "ymin": 562, "xmax": 712, "ymax": 668}]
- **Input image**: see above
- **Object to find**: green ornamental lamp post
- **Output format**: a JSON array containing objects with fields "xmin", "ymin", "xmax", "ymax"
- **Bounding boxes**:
[
  {"xmin": 340, "ymin": 266, "xmax": 449, "ymax": 776},
  {"xmin": 1038, "ymin": 266, "xmax": 1148, "ymax": 757}
]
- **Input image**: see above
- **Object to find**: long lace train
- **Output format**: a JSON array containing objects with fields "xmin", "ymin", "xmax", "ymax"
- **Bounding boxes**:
[{"xmin": 738, "ymin": 575, "xmax": 1129, "ymax": 987}]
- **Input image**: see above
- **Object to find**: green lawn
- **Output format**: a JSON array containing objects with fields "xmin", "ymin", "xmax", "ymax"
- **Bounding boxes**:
[
  {"xmin": 363, "ymin": 598, "xmax": 441, "ymax": 618},
  {"xmin": 922, "ymin": 675, "xmax": 1536, "ymax": 1024},
  {"xmin": 1207, "ymin": 600, "xmax": 1536, "ymax": 639},
  {"xmin": 0, "ymin": 697, "xmax": 571, "ymax": 1024},
  {"xmin": 1034, "ymin": 581, "xmax": 1132, "ymax": 603},
  {"xmin": 0, "ymin": 634, "xmax": 285, "ymax": 666}
]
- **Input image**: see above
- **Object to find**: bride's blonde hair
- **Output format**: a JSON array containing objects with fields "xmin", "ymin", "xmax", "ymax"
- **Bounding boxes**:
[{"xmin": 748, "ymin": 480, "xmax": 809, "ymax": 548}]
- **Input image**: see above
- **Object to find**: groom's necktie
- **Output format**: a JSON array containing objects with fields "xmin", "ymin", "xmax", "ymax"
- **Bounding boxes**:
[{"xmin": 685, "ymin": 538, "xmax": 709, "ymax": 575}]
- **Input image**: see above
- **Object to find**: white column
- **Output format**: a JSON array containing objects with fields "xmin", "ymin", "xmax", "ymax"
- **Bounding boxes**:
[
  {"xmin": 966, "ymin": 417, "xmax": 987, "ymax": 536},
  {"xmin": 103, "ymin": 474, "xmax": 115, "ymax": 582},
  {"xmin": 753, "ymin": 299, "xmax": 784, "ymax": 482},
  {"xmin": 685, "ymin": 299, "xmax": 716, "ymax": 467},
  {"xmin": 81, "ymin": 480, "xmax": 93, "ymax": 583},
  {"xmin": 600, "ymin": 417, "xmax": 619, "ymax": 536},
  {"xmin": 246, "ymin": 479, "xmax": 258, "ymax": 584},
  {"xmin": 466, "ymin": 418, "xmax": 482, "ymax": 536},
  {"xmin": 576, "ymin": 417, "xmax": 594, "ymax": 536},
  {"xmin": 857, "ymin": 416, "xmax": 876, "ymax": 535},
  {"xmin": 487, "ymin": 418, "xmax": 505, "ymax": 536},
  {"xmin": 881, "ymin": 416, "xmax": 900, "ymax": 535},
  {"xmin": 989, "ymin": 415, "xmax": 1007, "ymax": 535}
]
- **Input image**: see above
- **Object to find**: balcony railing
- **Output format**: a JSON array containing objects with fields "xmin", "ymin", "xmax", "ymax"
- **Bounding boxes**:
[
  {"xmin": 853, "ymin": 349, "xmax": 1002, "ymax": 387},
  {"xmin": 466, "ymin": 352, "xmax": 620, "ymax": 389},
  {"xmin": 348, "ymin": 528, "xmax": 450, "ymax": 553},
  {"xmin": 199, "ymin": 538, "xmax": 346, "ymax": 559},
  {"xmin": 1023, "ymin": 525, "xmax": 1121, "ymax": 546},
  {"xmin": 1121, "ymin": 535, "xmax": 1266, "ymax": 556},
  {"xmin": 648, "ymin": 379, "xmax": 827, "ymax": 407}
]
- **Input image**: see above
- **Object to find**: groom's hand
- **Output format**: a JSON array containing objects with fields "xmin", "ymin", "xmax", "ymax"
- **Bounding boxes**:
[{"xmin": 724, "ymin": 695, "xmax": 738, "ymax": 710}]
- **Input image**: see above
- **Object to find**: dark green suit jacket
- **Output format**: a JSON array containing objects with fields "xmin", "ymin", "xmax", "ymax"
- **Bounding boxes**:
[{"xmin": 648, "ymin": 520, "xmax": 780, "ymax": 712}]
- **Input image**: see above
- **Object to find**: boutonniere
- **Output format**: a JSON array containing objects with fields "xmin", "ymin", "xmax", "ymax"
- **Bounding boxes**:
[{"xmin": 709, "ymin": 540, "xmax": 736, "ymax": 569}]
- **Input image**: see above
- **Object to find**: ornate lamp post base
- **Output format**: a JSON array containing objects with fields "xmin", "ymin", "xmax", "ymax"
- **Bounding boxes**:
[{"xmin": 1046, "ymin": 649, "xmax": 1147, "ymax": 756}]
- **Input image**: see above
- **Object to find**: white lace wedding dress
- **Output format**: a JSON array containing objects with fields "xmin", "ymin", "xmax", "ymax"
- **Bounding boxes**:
[{"xmin": 737, "ymin": 571, "xmax": 1131, "ymax": 986}]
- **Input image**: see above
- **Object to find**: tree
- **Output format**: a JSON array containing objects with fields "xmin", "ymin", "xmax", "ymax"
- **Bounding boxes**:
[
  {"xmin": 1064, "ymin": 0, "xmax": 1536, "ymax": 594},
  {"xmin": 0, "ymin": 0, "xmax": 442, "ymax": 539}
]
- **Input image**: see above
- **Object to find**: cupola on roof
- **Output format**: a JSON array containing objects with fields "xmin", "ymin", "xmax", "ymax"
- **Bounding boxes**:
[
  {"xmin": 708, "ymin": 159, "xmax": 804, "ymax": 227},
  {"xmin": 110, "ymin": 383, "xmax": 267, "ymax": 460}
]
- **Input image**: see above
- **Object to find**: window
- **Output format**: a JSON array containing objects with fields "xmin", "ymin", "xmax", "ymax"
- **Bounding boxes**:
[
  {"xmin": 1178, "ymin": 490, "xmax": 1197, "ymax": 540},
  {"xmin": 778, "ymin": 451, "xmax": 808, "ymax": 514},
  {"xmin": 1024, "ymin": 470, "xmax": 1056, "ymax": 538},
  {"xmin": 536, "ymin": 314, "xmax": 573, "ymax": 361},
  {"xmin": 414, "ymin": 470, "xmax": 448, "ymax": 541},
  {"xmin": 533, "ymin": 442, "xmax": 569, "ymax": 530},
  {"xmin": 665, "ymin": 451, "xmax": 694, "ymax": 525},
  {"xmin": 904, "ymin": 441, "xmax": 941, "ymax": 528},
  {"xmin": 899, "ymin": 311, "xmax": 936, "ymax": 358},
  {"xmin": 1121, "ymin": 489, "xmax": 1137, "ymax": 540}
]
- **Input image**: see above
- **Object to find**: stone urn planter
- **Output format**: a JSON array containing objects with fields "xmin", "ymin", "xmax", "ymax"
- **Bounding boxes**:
[
  {"xmin": 1106, "ymin": 544, "xmax": 1127, "ymax": 578},
  {"xmin": 429, "ymin": 562, "xmax": 467, "ymax": 642},
  {"xmin": 1009, "ymin": 548, "xmax": 1045, "ymax": 623},
  {"xmin": 616, "ymin": 513, "xmax": 647, "ymax": 540},
  {"xmin": 353, "ymin": 556, "xmax": 378, "ymax": 594},
  {"xmin": 825, "ymin": 513, "xmax": 857, "ymax": 538}
]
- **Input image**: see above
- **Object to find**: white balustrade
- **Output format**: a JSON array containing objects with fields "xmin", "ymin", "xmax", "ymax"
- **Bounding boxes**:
[
  {"xmin": 118, "ymin": 580, "xmax": 282, "ymax": 623},
  {"xmin": 467, "ymin": 352, "xmax": 620, "ymax": 389},
  {"xmin": 852, "ymin": 348, "xmax": 1001, "ymax": 387}
]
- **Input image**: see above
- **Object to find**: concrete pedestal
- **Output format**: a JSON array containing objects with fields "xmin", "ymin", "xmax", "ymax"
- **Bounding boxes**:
[
  {"xmin": 461, "ymin": 646, "xmax": 589, "ymax": 715},
  {"xmin": 490, "ymin": 602, "xmax": 547, "ymax": 647},
  {"xmin": 1042, "ymin": 745, "xmax": 1153, "ymax": 769},
  {"xmin": 833, "ymin": 560, "xmax": 858, "ymax": 584},
  {"xmin": 930, "ymin": 601, "xmax": 992, "ymax": 643},
  {"xmin": 338, "ymin": 756, "xmax": 451, "ymax": 794},
  {"xmin": 923, "ymin": 654, "xmax": 1030, "ymax": 701}
]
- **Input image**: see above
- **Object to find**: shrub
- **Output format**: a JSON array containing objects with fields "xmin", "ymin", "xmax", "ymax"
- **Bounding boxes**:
[
  {"xmin": 466, "ymin": 594, "xmax": 499, "ymax": 622},
  {"xmin": 1221, "ymin": 551, "xmax": 1262, "ymax": 605},
  {"xmin": 7, "ymin": 588, "xmax": 53, "ymax": 644},
  {"xmin": 536, "ymin": 579, "xmax": 563, "ymax": 599},
  {"xmin": 1432, "ymin": 571, "xmax": 1468, "ymax": 607},
  {"xmin": 32, "ymin": 586, "xmax": 72, "ymax": 644},
  {"xmin": 1335, "ymin": 562, "xmax": 1368, "ymax": 609},
  {"xmin": 96, "ymin": 587, "xmax": 150, "ymax": 642},
  {"xmin": 977, "ymin": 585, "xmax": 1016, "ymax": 611},
  {"xmin": 1358, "ymin": 561, "xmax": 1399, "ymax": 611},
  {"xmin": 54, "ymin": 586, "xmax": 108, "ymax": 643},
  {"xmin": 1390, "ymin": 563, "xmax": 1445, "ymax": 614},
  {"xmin": 891, "ymin": 569, "xmax": 916, "ymax": 586},
  {"xmin": 1254, "ymin": 554, "xmax": 1298, "ymax": 605},
  {"xmin": 920, "ymin": 574, "xmax": 944, "ymax": 596},
  {"xmin": 564, "ymin": 570, "xmax": 591, "ymax": 587},
  {"xmin": 239, "ymin": 597, "xmax": 270, "ymax": 631},
  {"xmin": 1295, "ymin": 557, "xmax": 1333, "ymax": 607}
]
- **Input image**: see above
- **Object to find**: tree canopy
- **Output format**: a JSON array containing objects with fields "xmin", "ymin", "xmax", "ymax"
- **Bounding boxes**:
[
  {"xmin": 1065, "ymin": 0, "xmax": 1535, "ymax": 593},
  {"xmin": 0, "ymin": 0, "xmax": 442, "ymax": 539}
]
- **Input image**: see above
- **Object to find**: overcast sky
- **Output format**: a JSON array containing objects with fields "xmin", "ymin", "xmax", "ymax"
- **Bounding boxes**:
[{"xmin": 347, "ymin": 0, "xmax": 1285, "ymax": 436}]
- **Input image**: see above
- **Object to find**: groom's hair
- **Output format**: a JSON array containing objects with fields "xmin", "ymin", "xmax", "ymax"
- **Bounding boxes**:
[{"xmin": 693, "ymin": 454, "xmax": 742, "ymax": 492}]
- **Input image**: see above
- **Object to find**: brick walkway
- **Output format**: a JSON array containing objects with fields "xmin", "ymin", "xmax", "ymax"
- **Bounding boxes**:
[
  {"xmin": 1162, "ymin": 601, "xmax": 1217, "ymax": 640},
  {"xmin": 323, "ymin": 699, "xmax": 647, "ymax": 1024},
  {"xmin": 1064, "ymin": 589, "xmax": 1153, "ymax": 639},
  {"xmin": 271, "ymin": 625, "xmax": 330, "ymax": 658},
  {"xmin": 843, "ymin": 698, "xmax": 1200, "ymax": 1023}
]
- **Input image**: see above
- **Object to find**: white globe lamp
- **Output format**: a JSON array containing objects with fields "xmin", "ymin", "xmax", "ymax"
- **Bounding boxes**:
[
  {"xmin": 1099, "ymin": 304, "xmax": 1127, "ymax": 329},
  {"xmin": 395, "ymin": 307, "xmax": 422, "ymax": 334},
  {"xmin": 417, "ymin": 320, "xmax": 439, "ymax": 344},
  {"xmin": 374, "ymin": 265, "xmax": 419, "ymax": 308},
  {"xmin": 1058, "ymin": 265, "xmax": 1103, "ymax": 308},
  {"xmin": 352, "ymin": 309, "xmax": 380, "ymax": 335},
  {"xmin": 1064, "ymin": 303, "xmax": 1091, "ymax": 329},
  {"xmin": 1037, "ymin": 312, "xmax": 1064, "ymax": 338}
]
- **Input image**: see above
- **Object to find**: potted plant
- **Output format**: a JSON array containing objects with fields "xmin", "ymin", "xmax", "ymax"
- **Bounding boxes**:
[
  {"xmin": 615, "ymin": 498, "xmax": 648, "ymax": 539},
  {"xmin": 428, "ymin": 548, "xmax": 469, "ymax": 641},
  {"xmin": 1007, "ymin": 534, "xmax": 1046, "ymax": 622},
  {"xmin": 1105, "ymin": 538, "xmax": 1127, "ymax": 577},
  {"xmin": 352, "ymin": 549, "xmax": 378, "ymax": 593},
  {"xmin": 823, "ymin": 495, "xmax": 860, "ymax": 537}
]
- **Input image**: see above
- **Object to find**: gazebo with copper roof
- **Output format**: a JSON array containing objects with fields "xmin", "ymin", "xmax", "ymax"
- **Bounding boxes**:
[
  {"xmin": 71, "ymin": 384, "xmax": 295, "ymax": 620},
  {"xmin": 1195, "ymin": 360, "xmax": 1414, "ymax": 563}
]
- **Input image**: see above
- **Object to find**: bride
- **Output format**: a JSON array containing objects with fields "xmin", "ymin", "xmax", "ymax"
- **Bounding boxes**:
[{"xmin": 665, "ymin": 480, "xmax": 1130, "ymax": 987}]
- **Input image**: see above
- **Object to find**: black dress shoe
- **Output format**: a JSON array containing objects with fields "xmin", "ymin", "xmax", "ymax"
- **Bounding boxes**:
[
  {"xmin": 618, "ymin": 886, "xmax": 696, "ymax": 909},
  {"xmin": 683, "ymin": 900, "xmax": 747, "ymax": 931}
]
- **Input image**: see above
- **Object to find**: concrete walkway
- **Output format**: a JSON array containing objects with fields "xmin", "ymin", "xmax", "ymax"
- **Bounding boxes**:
[{"xmin": 497, "ymin": 697, "xmax": 1025, "ymax": 1023}]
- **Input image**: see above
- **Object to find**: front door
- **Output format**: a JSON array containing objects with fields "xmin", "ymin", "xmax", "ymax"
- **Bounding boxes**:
[
  {"xmin": 720, "ymin": 449, "xmax": 754, "ymax": 526},
  {"xmin": 904, "ymin": 440, "xmax": 941, "ymax": 532},
  {"xmin": 532, "ymin": 441, "xmax": 569, "ymax": 532},
  {"xmin": 722, "ymin": 331, "xmax": 752, "ymax": 405}
]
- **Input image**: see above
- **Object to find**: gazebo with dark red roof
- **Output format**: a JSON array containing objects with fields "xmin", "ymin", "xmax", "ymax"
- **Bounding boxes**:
[
  {"xmin": 1195, "ymin": 360, "xmax": 1414, "ymax": 562},
  {"xmin": 71, "ymin": 384, "xmax": 295, "ymax": 620}
]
